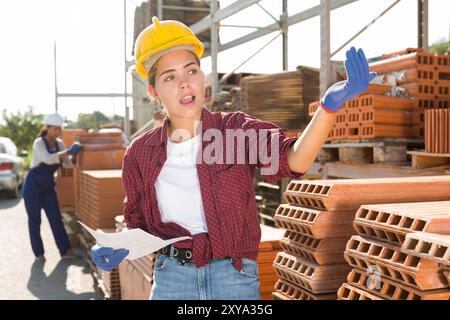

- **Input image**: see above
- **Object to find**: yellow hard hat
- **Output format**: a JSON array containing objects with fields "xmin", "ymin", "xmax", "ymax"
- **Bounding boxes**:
[{"xmin": 134, "ymin": 16, "xmax": 204, "ymax": 79}]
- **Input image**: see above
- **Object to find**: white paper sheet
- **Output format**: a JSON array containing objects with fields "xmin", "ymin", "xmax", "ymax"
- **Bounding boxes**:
[{"xmin": 78, "ymin": 221, "xmax": 192, "ymax": 260}]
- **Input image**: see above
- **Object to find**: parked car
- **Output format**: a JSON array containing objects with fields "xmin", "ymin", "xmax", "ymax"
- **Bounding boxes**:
[{"xmin": 0, "ymin": 137, "xmax": 26, "ymax": 198}]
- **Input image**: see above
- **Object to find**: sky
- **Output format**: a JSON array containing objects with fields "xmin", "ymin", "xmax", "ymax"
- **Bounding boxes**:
[{"xmin": 0, "ymin": 0, "xmax": 449, "ymax": 123}]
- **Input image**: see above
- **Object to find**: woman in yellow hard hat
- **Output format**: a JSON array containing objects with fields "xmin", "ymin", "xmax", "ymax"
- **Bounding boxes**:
[{"xmin": 90, "ymin": 17, "xmax": 375, "ymax": 300}]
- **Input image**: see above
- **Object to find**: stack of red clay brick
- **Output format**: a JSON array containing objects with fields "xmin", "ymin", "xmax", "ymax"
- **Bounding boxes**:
[
  {"xmin": 115, "ymin": 216, "xmax": 156, "ymax": 300},
  {"xmin": 424, "ymin": 108, "xmax": 450, "ymax": 153},
  {"xmin": 369, "ymin": 49, "xmax": 450, "ymax": 141},
  {"xmin": 72, "ymin": 132, "xmax": 126, "ymax": 228},
  {"xmin": 56, "ymin": 129, "xmax": 86, "ymax": 211},
  {"xmin": 272, "ymin": 176, "xmax": 450, "ymax": 300},
  {"xmin": 310, "ymin": 85, "xmax": 420, "ymax": 141},
  {"xmin": 339, "ymin": 201, "xmax": 450, "ymax": 300},
  {"xmin": 78, "ymin": 170, "xmax": 125, "ymax": 229},
  {"xmin": 310, "ymin": 49, "xmax": 450, "ymax": 142}
]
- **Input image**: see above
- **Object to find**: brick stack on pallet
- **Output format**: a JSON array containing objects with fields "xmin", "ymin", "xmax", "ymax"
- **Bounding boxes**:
[
  {"xmin": 78, "ymin": 170, "xmax": 125, "ymax": 229},
  {"xmin": 241, "ymin": 67, "xmax": 319, "ymax": 131},
  {"xmin": 56, "ymin": 129, "xmax": 86, "ymax": 212},
  {"xmin": 310, "ymin": 83, "xmax": 420, "ymax": 141},
  {"xmin": 369, "ymin": 49, "xmax": 450, "ymax": 139},
  {"xmin": 56, "ymin": 167, "xmax": 76, "ymax": 211},
  {"xmin": 272, "ymin": 175, "xmax": 450, "ymax": 300},
  {"xmin": 72, "ymin": 132, "xmax": 126, "ymax": 222},
  {"xmin": 75, "ymin": 132, "xmax": 125, "ymax": 151},
  {"xmin": 338, "ymin": 201, "xmax": 450, "ymax": 300}
]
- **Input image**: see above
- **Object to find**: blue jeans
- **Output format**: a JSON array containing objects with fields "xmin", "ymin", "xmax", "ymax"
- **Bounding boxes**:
[{"xmin": 149, "ymin": 254, "xmax": 261, "ymax": 300}]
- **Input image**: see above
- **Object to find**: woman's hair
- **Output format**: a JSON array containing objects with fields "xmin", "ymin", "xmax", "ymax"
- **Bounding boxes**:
[{"xmin": 39, "ymin": 126, "xmax": 48, "ymax": 138}]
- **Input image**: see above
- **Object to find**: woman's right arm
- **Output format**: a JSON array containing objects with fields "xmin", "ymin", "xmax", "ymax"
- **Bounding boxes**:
[{"xmin": 33, "ymin": 138, "xmax": 70, "ymax": 165}]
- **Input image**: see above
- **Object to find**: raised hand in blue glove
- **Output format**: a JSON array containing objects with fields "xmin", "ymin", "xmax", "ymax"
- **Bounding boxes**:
[
  {"xmin": 321, "ymin": 47, "xmax": 377, "ymax": 113},
  {"xmin": 67, "ymin": 142, "xmax": 82, "ymax": 155},
  {"xmin": 91, "ymin": 244, "xmax": 129, "ymax": 272}
]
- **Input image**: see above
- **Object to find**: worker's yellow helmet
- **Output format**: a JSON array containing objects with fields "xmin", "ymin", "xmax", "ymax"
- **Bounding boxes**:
[{"xmin": 134, "ymin": 16, "xmax": 204, "ymax": 79}]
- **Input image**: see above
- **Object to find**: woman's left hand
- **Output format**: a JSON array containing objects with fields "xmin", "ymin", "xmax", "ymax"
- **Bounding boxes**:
[{"xmin": 321, "ymin": 47, "xmax": 377, "ymax": 113}]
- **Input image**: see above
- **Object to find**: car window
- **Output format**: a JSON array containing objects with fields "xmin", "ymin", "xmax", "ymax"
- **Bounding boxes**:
[
  {"xmin": 0, "ymin": 143, "xmax": 6, "ymax": 154},
  {"xmin": 6, "ymin": 141, "xmax": 17, "ymax": 156}
]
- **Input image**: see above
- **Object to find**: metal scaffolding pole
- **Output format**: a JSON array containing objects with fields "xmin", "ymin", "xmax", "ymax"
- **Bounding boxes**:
[
  {"xmin": 210, "ymin": 0, "xmax": 219, "ymax": 98},
  {"xmin": 418, "ymin": 0, "xmax": 428, "ymax": 50},
  {"xmin": 53, "ymin": 42, "xmax": 58, "ymax": 112},
  {"xmin": 190, "ymin": 0, "xmax": 262, "ymax": 34},
  {"xmin": 157, "ymin": 0, "xmax": 163, "ymax": 19},
  {"xmin": 281, "ymin": 0, "xmax": 288, "ymax": 71},
  {"xmin": 219, "ymin": 0, "xmax": 358, "ymax": 53},
  {"xmin": 124, "ymin": 0, "xmax": 130, "ymax": 140},
  {"xmin": 320, "ymin": 0, "xmax": 331, "ymax": 97},
  {"xmin": 331, "ymin": 0, "xmax": 401, "ymax": 58}
]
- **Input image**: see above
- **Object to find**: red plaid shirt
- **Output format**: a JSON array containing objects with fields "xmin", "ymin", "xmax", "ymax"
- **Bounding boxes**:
[{"xmin": 122, "ymin": 107, "xmax": 304, "ymax": 270}]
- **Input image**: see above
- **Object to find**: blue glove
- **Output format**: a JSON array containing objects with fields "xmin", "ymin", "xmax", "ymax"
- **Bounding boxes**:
[
  {"xmin": 321, "ymin": 47, "xmax": 377, "ymax": 113},
  {"xmin": 90, "ymin": 244, "xmax": 129, "ymax": 272},
  {"xmin": 67, "ymin": 143, "xmax": 81, "ymax": 155}
]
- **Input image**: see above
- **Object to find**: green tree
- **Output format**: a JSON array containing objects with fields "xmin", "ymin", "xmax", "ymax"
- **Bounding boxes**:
[
  {"xmin": 73, "ymin": 111, "xmax": 110, "ymax": 130},
  {"xmin": 429, "ymin": 41, "xmax": 448, "ymax": 55},
  {"xmin": 0, "ymin": 106, "xmax": 43, "ymax": 152}
]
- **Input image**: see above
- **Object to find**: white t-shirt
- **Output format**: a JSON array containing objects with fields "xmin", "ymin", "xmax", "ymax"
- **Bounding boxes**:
[
  {"xmin": 155, "ymin": 134, "xmax": 208, "ymax": 235},
  {"xmin": 30, "ymin": 137, "xmax": 74, "ymax": 169}
]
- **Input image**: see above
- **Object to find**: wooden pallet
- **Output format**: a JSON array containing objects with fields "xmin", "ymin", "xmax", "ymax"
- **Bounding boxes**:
[
  {"xmin": 407, "ymin": 151, "xmax": 450, "ymax": 169},
  {"xmin": 318, "ymin": 139, "xmax": 423, "ymax": 165},
  {"xmin": 345, "ymin": 236, "xmax": 448, "ymax": 290}
]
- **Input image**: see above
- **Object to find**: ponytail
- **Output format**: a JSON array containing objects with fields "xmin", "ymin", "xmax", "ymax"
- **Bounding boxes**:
[{"xmin": 39, "ymin": 127, "xmax": 48, "ymax": 138}]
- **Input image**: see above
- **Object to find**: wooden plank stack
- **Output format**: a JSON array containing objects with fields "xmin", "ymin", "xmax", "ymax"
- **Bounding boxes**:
[
  {"xmin": 240, "ymin": 67, "xmax": 319, "ymax": 131},
  {"xmin": 273, "ymin": 176, "xmax": 450, "ymax": 300},
  {"xmin": 338, "ymin": 201, "xmax": 450, "ymax": 300}
]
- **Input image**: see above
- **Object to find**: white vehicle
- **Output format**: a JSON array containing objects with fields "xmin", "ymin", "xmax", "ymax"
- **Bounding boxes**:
[{"xmin": 0, "ymin": 137, "xmax": 26, "ymax": 198}]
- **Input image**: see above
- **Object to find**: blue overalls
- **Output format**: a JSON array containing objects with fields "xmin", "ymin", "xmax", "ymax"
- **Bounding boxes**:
[{"xmin": 23, "ymin": 137, "xmax": 70, "ymax": 257}]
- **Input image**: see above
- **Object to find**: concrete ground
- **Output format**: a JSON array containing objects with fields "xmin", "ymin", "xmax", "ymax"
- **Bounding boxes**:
[{"xmin": 0, "ymin": 190, "xmax": 101, "ymax": 300}]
